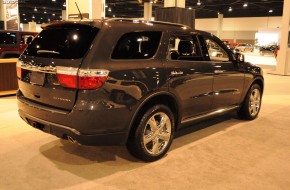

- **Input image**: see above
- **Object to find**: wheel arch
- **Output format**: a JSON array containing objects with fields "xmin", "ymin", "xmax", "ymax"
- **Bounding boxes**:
[
  {"xmin": 252, "ymin": 77, "xmax": 264, "ymax": 94},
  {"xmin": 126, "ymin": 92, "xmax": 181, "ymax": 143}
]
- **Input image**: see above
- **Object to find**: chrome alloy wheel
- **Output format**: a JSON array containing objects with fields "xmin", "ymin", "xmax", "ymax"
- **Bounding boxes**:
[
  {"xmin": 249, "ymin": 89, "xmax": 261, "ymax": 116},
  {"xmin": 142, "ymin": 112, "xmax": 172, "ymax": 156}
]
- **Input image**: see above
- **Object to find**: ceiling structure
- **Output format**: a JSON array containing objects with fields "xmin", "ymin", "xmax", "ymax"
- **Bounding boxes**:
[{"xmin": 18, "ymin": 0, "xmax": 284, "ymax": 24}]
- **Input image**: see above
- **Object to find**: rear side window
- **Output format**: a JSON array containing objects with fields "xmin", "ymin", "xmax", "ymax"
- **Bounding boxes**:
[
  {"xmin": 23, "ymin": 25, "xmax": 99, "ymax": 59},
  {"xmin": 0, "ymin": 32, "xmax": 17, "ymax": 44},
  {"xmin": 112, "ymin": 31, "xmax": 162, "ymax": 59}
]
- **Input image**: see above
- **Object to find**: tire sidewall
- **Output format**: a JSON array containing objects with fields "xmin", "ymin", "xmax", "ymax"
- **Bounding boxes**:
[
  {"xmin": 240, "ymin": 84, "xmax": 262, "ymax": 120},
  {"xmin": 132, "ymin": 104, "xmax": 175, "ymax": 161}
]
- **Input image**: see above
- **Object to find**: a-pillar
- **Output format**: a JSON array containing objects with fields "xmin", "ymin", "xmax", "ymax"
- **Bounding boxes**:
[
  {"xmin": 275, "ymin": 0, "xmax": 290, "ymax": 75},
  {"xmin": 217, "ymin": 14, "xmax": 223, "ymax": 39},
  {"xmin": 164, "ymin": 0, "xmax": 185, "ymax": 8},
  {"xmin": 66, "ymin": 0, "xmax": 105, "ymax": 20},
  {"xmin": 144, "ymin": 2, "xmax": 152, "ymax": 21}
]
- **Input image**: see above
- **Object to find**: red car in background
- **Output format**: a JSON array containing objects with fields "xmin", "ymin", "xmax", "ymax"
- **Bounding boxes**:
[{"xmin": 0, "ymin": 30, "xmax": 38, "ymax": 58}]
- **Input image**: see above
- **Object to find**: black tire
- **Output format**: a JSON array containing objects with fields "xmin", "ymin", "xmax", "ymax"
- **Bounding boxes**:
[
  {"xmin": 127, "ymin": 104, "xmax": 175, "ymax": 162},
  {"xmin": 237, "ymin": 84, "xmax": 262, "ymax": 120}
]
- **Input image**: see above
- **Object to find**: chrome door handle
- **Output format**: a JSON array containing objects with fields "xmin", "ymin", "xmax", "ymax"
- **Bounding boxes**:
[
  {"xmin": 171, "ymin": 71, "xmax": 184, "ymax": 76},
  {"xmin": 214, "ymin": 70, "xmax": 225, "ymax": 74}
]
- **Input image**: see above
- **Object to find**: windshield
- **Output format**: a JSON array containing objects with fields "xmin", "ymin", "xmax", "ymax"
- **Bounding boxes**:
[
  {"xmin": 23, "ymin": 25, "xmax": 99, "ymax": 59},
  {"xmin": 0, "ymin": 32, "xmax": 17, "ymax": 44}
]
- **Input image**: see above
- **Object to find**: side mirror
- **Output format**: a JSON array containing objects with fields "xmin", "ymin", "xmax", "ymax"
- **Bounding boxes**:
[{"xmin": 234, "ymin": 52, "xmax": 245, "ymax": 63}]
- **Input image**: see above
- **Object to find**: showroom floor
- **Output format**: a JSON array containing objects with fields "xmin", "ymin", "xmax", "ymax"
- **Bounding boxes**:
[{"xmin": 1, "ymin": 67, "xmax": 290, "ymax": 189}]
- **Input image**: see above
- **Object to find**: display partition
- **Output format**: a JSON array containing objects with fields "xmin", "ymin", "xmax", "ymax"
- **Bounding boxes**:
[{"xmin": 0, "ymin": 58, "xmax": 18, "ymax": 96}]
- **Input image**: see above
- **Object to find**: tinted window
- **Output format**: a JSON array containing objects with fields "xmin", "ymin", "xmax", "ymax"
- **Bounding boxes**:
[
  {"xmin": 112, "ymin": 31, "xmax": 162, "ymax": 59},
  {"xmin": 204, "ymin": 38, "xmax": 229, "ymax": 62},
  {"xmin": 21, "ymin": 34, "xmax": 35, "ymax": 44},
  {"xmin": 168, "ymin": 33, "xmax": 203, "ymax": 61},
  {"xmin": 23, "ymin": 26, "xmax": 98, "ymax": 59},
  {"xmin": 0, "ymin": 32, "xmax": 17, "ymax": 44}
]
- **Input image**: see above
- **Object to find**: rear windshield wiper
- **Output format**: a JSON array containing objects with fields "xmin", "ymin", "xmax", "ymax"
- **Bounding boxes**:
[{"xmin": 37, "ymin": 50, "xmax": 60, "ymax": 54}]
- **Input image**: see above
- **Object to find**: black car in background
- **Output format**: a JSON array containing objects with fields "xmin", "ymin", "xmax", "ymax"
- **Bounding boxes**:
[
  {"xmin": 17, "ymin": 19, "xmax": 264, "ymax": 162},
  {"xmin": 259, "ymin": 45, "xmax": 278, "ymax": 56}
]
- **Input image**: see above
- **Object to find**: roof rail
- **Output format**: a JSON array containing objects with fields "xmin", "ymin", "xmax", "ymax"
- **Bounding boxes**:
[{"xmin": 106, "ymin": 18, "xmax": 191, "ymax": 29}]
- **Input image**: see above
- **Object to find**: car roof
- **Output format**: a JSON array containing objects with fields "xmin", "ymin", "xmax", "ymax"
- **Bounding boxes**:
[{"xmin": 42, "ymin": 18, "xmax": 215, "ymax": 37}]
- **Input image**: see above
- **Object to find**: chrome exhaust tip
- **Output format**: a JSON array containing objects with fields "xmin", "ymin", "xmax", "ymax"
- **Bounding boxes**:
[{"xmin": 67, "ymin": 136, "xmax": 77, "ymax": 144}]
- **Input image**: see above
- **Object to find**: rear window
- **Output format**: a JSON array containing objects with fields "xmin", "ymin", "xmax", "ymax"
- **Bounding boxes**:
[
  {"xmin": 0, "ymin": 32, "xmax": 17, "ymax": 44},
  {"xmin": 23, "ymin": 25, "xmax": 99, "ymax": 59},
  {"xmin": 112, "ymin": 31, "xmax": 162, "ymax": 59}
]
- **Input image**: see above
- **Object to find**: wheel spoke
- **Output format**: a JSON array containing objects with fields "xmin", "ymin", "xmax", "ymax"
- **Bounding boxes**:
[
  {"xmin": 159, "ymin": 115, "xmax": 168, "ymax": 131},
  {"xmin": 152, "ymin": 140, "xmax": 160, "ymax": 154},
  {"xmin": 158, "ymin": 132, "xmax": 170, "ymax": 142},
  {"xmin": 143, "ymin": 134, "xmax": 155, "ymax": 145},
  {"xmin": 148, "ymin": 117, "xmax": 158, "ymax": 132}
]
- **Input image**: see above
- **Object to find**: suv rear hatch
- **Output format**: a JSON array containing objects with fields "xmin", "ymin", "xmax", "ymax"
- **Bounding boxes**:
[{"xmin": 17, "ymin": 22, "xmax": 100, "ymax": 111}]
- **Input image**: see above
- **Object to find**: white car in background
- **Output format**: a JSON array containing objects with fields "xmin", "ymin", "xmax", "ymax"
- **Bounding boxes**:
[{"xmin": 235, "ymin": 43, "xmax": 254, "ymax": 52}]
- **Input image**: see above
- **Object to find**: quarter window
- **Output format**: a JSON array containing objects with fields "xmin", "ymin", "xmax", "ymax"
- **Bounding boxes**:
[{"xmin": 112, "ymin": 31, "xmax": 162, "ymax": 59}]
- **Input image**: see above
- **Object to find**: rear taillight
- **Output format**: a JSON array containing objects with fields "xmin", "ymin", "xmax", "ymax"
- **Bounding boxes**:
[
  {"xmin": 56, "ymin": 66, "xmax": 109, "ymax": 90},
  {"xmin": 56, "ymin": 67, "xmax": 78, "ymax": 88},
  {"xmin": 16, "ymin": 60, "xmax": 23, "ymax": 78}
]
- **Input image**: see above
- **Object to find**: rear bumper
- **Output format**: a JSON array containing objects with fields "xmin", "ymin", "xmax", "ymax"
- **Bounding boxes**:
[
  {"xmin": 19, "ymin": 109, "xmax": 128, "ymax": 145},
  {"xmin": 17, "ymin": 90, "xmax": 133, "ymax": 146}
]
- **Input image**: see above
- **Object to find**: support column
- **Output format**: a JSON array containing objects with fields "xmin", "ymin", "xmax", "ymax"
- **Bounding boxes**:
[
  {"xmin": 156, "ymin": 0, "xmax": 194, "ymax": 29},
  {"xmin": 144, "ymin": 2, "xmax": 152, "ymax": 21},
  {"xmin": 62, "ymin": 10, "xmax": 67, "ymax": 20},
  {"xmin": 164, "ymin": 0, "xmax": 185, "ymax": 8},
  {"xmin": 67, "ymin": 0, "xmax": 105, "ymax": 20},
  {"xmin": 0, "ymin": 0, "xmax": 5, "ymax": 29},
  {"xmin": 90, "ymin": 0, "xmax": 105, "ymax": 19},
  {"xmin": 217, "ymin": 14, "xmax": 223, "ymax": 39},
  {"xmin": 28, "ymin": 22, "xmax": 37, "ymax": 32},
  {"xmin": 275, "ymin": 0, "xmax": 290, "ymax": 75}
]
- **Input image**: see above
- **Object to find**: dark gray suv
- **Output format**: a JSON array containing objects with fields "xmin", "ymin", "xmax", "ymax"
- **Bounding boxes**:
[{"xmin": 17, "ymin": 19, "xmax": 264, "ymax": 161}]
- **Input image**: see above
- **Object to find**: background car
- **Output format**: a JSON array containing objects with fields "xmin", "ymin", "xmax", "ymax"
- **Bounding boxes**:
[
  {"xmin": 260, "ymin": 45, "xmax": 278, "ymax": 56},
  {"xmin": 235, "ymin": 43, "xmax": 254, "ymax": 52},
  {"xmin": 0, "ymin": 30, "xmax": 37, "ymax": 58}
]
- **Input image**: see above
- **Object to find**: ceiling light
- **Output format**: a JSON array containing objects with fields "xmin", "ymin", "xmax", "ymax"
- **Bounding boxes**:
[
  {"xmin": 52, "ymin": 13, "xmax": 55, "ymax": 16},
  {"xmin": 63, "ymin": 3, "xmax": 66, "ymax": 7},
  {"xmin": 22, "ymin": 13, "xmax": 25, "ymax": 16},
  {"xmin": 228, "ymin": 7, "xmax": 233, "ymax": 12},
  {"xmin": 269, "ymin": 9, "xmax": 273, "ymax": 13},
  {"xmin": 44, "ymin": 10, "xmax": 47, "ymax": 14},
  {"xmin": 108, "ymin": 7, "xmax": 112, "ymax": 12},
  {"xmin": 105, "ymin": 4, "xmax": 108, "ymax": 8},
  {"xmin": 197, "ymin": 0, "xmax": 201, "ymax": 6},
  {"xmin": 52, "ymin": 0, "xmax": 56, "ymax": 1},
  {"xmin": 243, "ymin": 3, "xmax": 248, "ymax": 7},
  {"xmin": 188, "ymin": 7, "xmax": 192, "ymax": 10},
  {"xmin": 34, "ymin": 7, "xmax": 37, "ymax": 11},
  {"xmin": 32, "ymin": 15, "xmax": 35, "ymax": 19}
]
